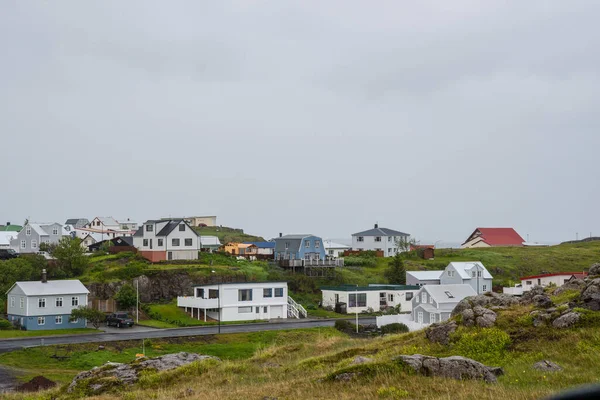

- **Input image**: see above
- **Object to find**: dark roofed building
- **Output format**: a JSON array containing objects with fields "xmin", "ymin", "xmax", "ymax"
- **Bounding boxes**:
[{"xmin": 351, "ymin": 223, "xmax": 410, "ymax": 257}]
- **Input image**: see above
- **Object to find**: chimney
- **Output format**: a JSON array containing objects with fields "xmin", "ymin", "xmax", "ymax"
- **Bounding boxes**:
[
  {"xmin": 279, "ymin": 233, "xmax": 283, "ymax": 238},
  {"xmin": 374, "ymin": 223, "xmax": 378, "ymax": 229},
  {"xmin": 6, "ymin": 222, "xmax": 10, "ymax": 226},
  {"xmin": 41, "ymin": 269, "xmax": 47, "ymax": 283}
]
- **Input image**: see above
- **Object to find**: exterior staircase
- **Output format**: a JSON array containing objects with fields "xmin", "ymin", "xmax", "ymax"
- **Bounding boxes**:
[{"xmin": 287, "ymin": 296, "xmax": 308, "ymax": 319}]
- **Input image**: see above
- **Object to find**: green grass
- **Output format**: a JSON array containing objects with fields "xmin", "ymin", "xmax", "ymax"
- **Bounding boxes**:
[
  {"xmin": 135, "ymin": 320, "xmax": 178, "ymax": 329},
  {"xmin": 0, "ymin": 328, "xmax": 99, "ymax": 339},
  {"xmin": 193, "ymin": 226, "xmax": 265, "ymax": 244}
]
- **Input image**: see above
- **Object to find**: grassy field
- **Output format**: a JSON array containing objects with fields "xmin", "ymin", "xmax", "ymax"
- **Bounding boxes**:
[
  {"xmin": 193, "ymin": 226, "xmax": 265, "ymax": 244},
  {"xmin": 0, "ymin": 328, "xmax": 99, "ymax": 339},
  {"xmin": 4, "ymin": 287, "xmax": 600, "ymax": 399}
]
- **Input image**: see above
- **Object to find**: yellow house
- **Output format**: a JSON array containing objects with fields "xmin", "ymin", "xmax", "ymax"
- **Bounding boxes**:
[{"xmin": 223, "ymin": 242, "xmax": 241, "ymax": 255}]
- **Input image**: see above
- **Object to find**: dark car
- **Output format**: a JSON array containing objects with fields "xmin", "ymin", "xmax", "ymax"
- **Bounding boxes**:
[
  {"xmin": 106, "ymin": 312, "xmax": 134, "ymax": 328},
  {"xmin": 0, "ymin": 249, "xmax": 18, "ymax": 260}
]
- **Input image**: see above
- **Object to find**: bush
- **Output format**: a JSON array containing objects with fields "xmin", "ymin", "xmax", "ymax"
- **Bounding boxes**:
[
  {"xmin": 381, "ymin": 323, "xmax": 409, "ymax": 335},
  {"xmin": 334, "ymin": 319, "xmax": 356, "ymax": 332},
  {"xmin": 344, "ymin": 257, "xmax": 377, "ymax": 267},
  {"xmin": 452, "ymin": 328, "xmax": 511, "ymax": 365},
  {"xmin": 0, "ymin": 319, "xmax": 13, "ymax": 330}
]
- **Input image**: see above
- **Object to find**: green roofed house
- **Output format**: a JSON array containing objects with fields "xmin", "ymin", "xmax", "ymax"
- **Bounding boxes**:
[
  {"xmin": 0, "ymin": 223, "xmax": 22, "ymax": 232},
  {"xmin": 321, "ymin": 284, "xmax": 420, "ymax": 314}
]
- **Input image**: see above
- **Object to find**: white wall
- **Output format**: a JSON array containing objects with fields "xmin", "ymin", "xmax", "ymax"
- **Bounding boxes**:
[
  {"xmin": 322, "ymin": 289, "xmax": 418, "ymax": 313},
  {"xmin": 8, "ymin": 291, "xmax": 87, "ymax": 317},
  {"xmin": 521, "ymin": 275, "xmax": 575, "ymax": 291},
  {"xmin": 352, "ymin": 235, "xmax": 408, "ymax": 257}
]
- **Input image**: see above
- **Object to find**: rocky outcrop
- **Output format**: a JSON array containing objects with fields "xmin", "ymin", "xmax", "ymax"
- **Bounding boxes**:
[
  {"xmin": 394, "ymin": 354, "xmax": 503, "ymax": 383},
  {"xmin": 552, "ymin": 312, "xmax": 581, "ymax": 329},
  {"xmin": 425, "ymin": 321, "xmax": 457, "ymax": 346},
  {"xmin": 532, "ymin": 294, "xmax": 553, "ymax": 309},
  {"xmin": 519, "ymin": 286, "xmax": 546, "ymax": 305},
  {"xmin": 462, "ymin": 306, "xmax": 497, "ymax": 328},
  {"xmin": 553, "ymin": 279, "xmax": 586, "ymax": 296},
  {"xmin": 589, "ymin": 263, "xmax": 600, "ymax": 277},
  {"xmin": 581, "ymin": 278, "xmax": 600, "ymax": 311},
  {"xmin": 452, "ymin": 293, "xmax": 519, "ymax": 317},
  {"xmin": 68, "ymin": 352, "xmax": 220, "ymax": 394},
  {"xmin": 530, "ymin": 310, "xmax": 553, "ymax": 327},
  {"xmin": 533, "ymin": 360, "xmax": 563, "ymax": 372}
]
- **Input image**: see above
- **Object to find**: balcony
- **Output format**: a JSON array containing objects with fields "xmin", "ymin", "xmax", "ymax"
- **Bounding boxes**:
[{"xmin": 177, "ymin": 296, "xmax": 219, "ymax": 309}]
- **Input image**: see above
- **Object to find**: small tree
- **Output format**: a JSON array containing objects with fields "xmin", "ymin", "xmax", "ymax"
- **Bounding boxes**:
[
  {"xmin": 115, "ymin": 284, "xmax": 137, "ymax": 310},
  {"xmin": 50, "ymin": 237, "xmax": 89, "ymax": 277},
  {"xmin": 385, "ymin": 252, "xmax": 407, "ymax": 285},
  {"xmin": 395, "ymin": 236, "xmax": 418, "ymax": 253},
  {"xmin": 70, "ymin": 306, "xmax": 106, "ymax": 329}
]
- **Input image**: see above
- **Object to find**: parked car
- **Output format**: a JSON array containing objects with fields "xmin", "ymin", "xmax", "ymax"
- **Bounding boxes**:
[
  {"xmin": 0, "ymin": 249, "xmax": 18, "ymax": 260},
  {"xmin": 106, "ymin": 312, "xmax": 134, "ymax": 328}
]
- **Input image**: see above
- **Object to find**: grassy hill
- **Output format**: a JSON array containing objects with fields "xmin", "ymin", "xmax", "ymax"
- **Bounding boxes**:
[
  {"xmin": 193, "ymin": 226, "xmax": 265, "ymax": 244},
  {"xmin": 3, "ymin": 288, "xmax": 600, "ymax": 399}
]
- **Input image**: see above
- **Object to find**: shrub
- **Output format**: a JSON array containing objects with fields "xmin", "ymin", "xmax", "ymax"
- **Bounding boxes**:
[
  {"xmin": 0, "ymin": 319, "xmax": 13, "ymax": 330},
  {"xmin": 452, "ymin": 328, "xmax": 511, "ymax": 365},
  {"xmin": 344, "ymin": 257, "xmax": 377, "ymax": 267},
  {"xmin": 381, "ymin": 323, "xmax": 409, "ymax": 335}
]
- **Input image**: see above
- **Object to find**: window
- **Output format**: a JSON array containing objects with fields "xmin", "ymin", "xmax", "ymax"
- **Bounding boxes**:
[
  {"xmin": 526, "ymin": 280, "xmax": 532, "ymax": 285},
  {"xmin": 349, "ymin": 293, "xmax": 367, "ymax": 307},
  {"xmin": 31, "ymin": 240, "xmax": 37, "ymax": 249},
  {"xmin": 10, "ymin": 297, "xmax": 14, "ymax": 307},
  {"xmin": 172, "ymin": 238, "xmax": 180, "ymax": 246},
  {"xmin": 431, "ymin": 314, "xmax": 436, "ymax": 323},
  {"xmin": 179, "ymin": 224, "xmax": 185, "ymax": 231},
  {"xmin": 263, "ymin": 288, "xmax": 272, "ymax": 298},
  {"xmin": 71, "ymin": 318, "xmax": 79, "ymax": 324},
  {"xmin": 196, "ymin": 288, "xmax": 204, "ymax": 298},
  {"xmin": 444, "ymin": 291, "xmax": 455, "ymax": 298},
  {"xmin": 388, "ymin": 248, "xmax": 392, "ymax": 253},
  {"xmin": 26, "ymin": 227, "xmax": 31, "ymax": 235},
  {"xmin": 285, "ymin": 242, "xmax": 289, "ymax": 250},
  {"xmin": 146, "ymin": 225, "xmax": 153, "ymax": 232},
  {"xmin": 421, "ymin": 293, "xmax": 427, "ymax": 303},
  {"xmin": 388, "ymin": 236, "xmax": 392, "ymax": 242},
  {"xmin": 304, "ymin": 254, "xmax": 311, "ymax": 260},
  {"xmin": 477, "ymin": 271, "xmax": 482, "ymax": 278},
  {"xmin": 20, "ymin": 297, "xmax": 24, "ymax": 308},
  {"xmin": 238, "ymin": 289, "xmax": 253, "ymax": 301},
  {"xmin": 334, "ymin": 294, "xmax": 339, "ymax": 303},
  {"xmin": 263, "ymin": 306, "xmax": 267, "ymax": 313},
  {"xmin": 72, "ymin": 297, "xmax": 79, "ymax": 306},
  {"xmin": 158, "ymin": 239, "xmax": 163, "ymax": 246},
  {"xmin": 39, "ymin": 298, "xmax": 46, "ymax": 308},
  {"xmin": 255, "ymin": 307, "xmax": 260, "ymax": 313},
  {"xmin": 406, "ymin": 292, "xmax": 413, "ymax": 300},
  {"xmin": 274, "ymin": 288, "xmax": 284, "ymax": 297},
  {"xmin": 238, "ymin": 307, "xmax": 252, "ymax": 313},
  {"xmin": 388, "ymin": 294, "xmax": 394, "ymax": 302},
  {"xmin": 56, "ymin": 297, "xmax": 63, "ymax": 307},
  {"xmin": 429, "ymin": 296, "xmax": 433, "ymax": 304},
  {"xmin": 37, "ymin": 317, "xmax": 45, "ymax": 326},
  {"xmin": 448, "ymin": 270, "xmax": 454, "ymax": 277},
  {"xmin": 184, "ymin": 238, "xmax": 193, "ymax": 246},
  {"xmin": 357, "ymin": 236, "xmax": 364, "ymax": 242},
  {"xmin": 315, "ymin": 241, "xmax": 320, "ymax": 248},
  {"xmin": 20, "ymin": 240, "xmax": 26, "ymax": 249},
  {"xmin": 52, "ymin": 228, "xmax": 58, "ymax": 235},
  {"xmin": 483, "ymin": 285, "xmax": 487, "ymax": 291},
  {"xmin": 209, "ymin": 289, "xmax": 219, "ymax": 299},
  {"xmin": 305, "ymin": 240, "xmax": 310, "ymax": 248},
  {"xmin": 143, "ymin": 239, "xmax": 149, "ymax": 246},
  {"xmin": 55, "ymin": 316, "xmax": 63, "ymax": 324},
  {"xmin": 375, "ymin": 236, "xmax": 382, "ymax": 242}
]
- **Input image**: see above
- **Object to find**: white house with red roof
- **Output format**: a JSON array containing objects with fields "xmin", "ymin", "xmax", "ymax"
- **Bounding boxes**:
[
  {"xmin": 461, "ymin": 227, "xmax": 524, "ymax": 249},
  {"xmin": 503, "ymin": 272, "xmax": 588, "ymax": 295}
]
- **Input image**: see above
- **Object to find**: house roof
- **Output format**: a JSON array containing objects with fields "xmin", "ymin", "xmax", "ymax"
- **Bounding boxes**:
[
  {"xmin": 520, "ymin": 272, "xmax": 589, "ymax": 281},
  {"xmin": 323, "ymin": 240, "xmax": 351, "ymax": 250},
  {"xmin": 94, "ymin": 217, "xmax": 120, "ymax": 227},
  {"xmin": 277, "ymin": 234, "xmax": 313, "ymax": 239},
  {"xmin": 81, "ymin": 232, "xmax": 104, "ymax": 242},
  {"xmin": 352, "ymin": 226, "xmax": 409, "ymax": 237},
  {"xmin": 192, "ymin": 281, "xmax": 288, "ymax": 288},
  {"xmin": 8, "ymin": 280, "xmax": 89, "ymax": 296},
  {"xmin": 0, "ymin": 232, "xmax": 17, "ymax": 246},
  {"xmin": 321, "ymin": 284, "xmax": 420, "ymax": 292},
  {"xmin": 200, "ymin": 236, "xmax": 221, "ymax": 246},
  {"xmin": 420, "ymin": 284, "xmax": 477, "ymax": 304},
  {"xmin": 242, "ymin": 242, "xmax": 275, "ymax": 249},
  {"xmin": 447, "ymin": 262, "xmax": 493, "ymax": 280},
  {"xmin": 28, "ymin": 223, "xmax": 60, "ymax": 236},
  {"xmin": 463, "ymin": 227, "xmax": 524, "ymax": 246},
  {"xmin": 0, "ymin": 225, "xmax": 22, "ymax": 232},
  {"xmin": 133, "ymin": 227, "xmax": 143, "ymax": 237},
  {"xmin": 155, "ymin": 219, "xmax": 198, "ymax": 237},
  {"xmin": 406, "ymin": 270, "xmax": 443, "ymax": 280},
  {"xmin": 238, "ymin": 244, "xmax": 255, "ymax": 249}
]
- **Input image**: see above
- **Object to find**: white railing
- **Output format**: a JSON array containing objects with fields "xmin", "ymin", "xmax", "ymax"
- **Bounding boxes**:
[
  {"xmin": 287, "ymin": 296, "xmax": 307, "ymax": 319},
  {"xmin": 177, "ymin": 296, "xmax": 219, "ymax": 309}
]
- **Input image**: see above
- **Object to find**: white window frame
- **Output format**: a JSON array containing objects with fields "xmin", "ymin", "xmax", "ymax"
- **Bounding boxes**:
[
  {"xmin": 172, "ymin": 238, "xmax": 180, "ymax": 247},
  {"xmin": 26, "ymin": 227, "xmax": 31, "ymax": 236},
  {"xmin": 55, "ymin": 315, "xmax": 63, "ymax": 324},
  {"xmin": 52, "ymin": 228, "xmax": 58, "ymax": 235},
  {"xmin": 238, "ymin": 306, "xmax": 252, "ymax": 313},
  {"xmin": 357, "ymin": 236, "xmax": 364, "ymax": 242},
  {"xmin": 56, "ymin": 297, "xmax": 63, "ymax": 307},
  {"xmin": 71, "ymin": 318, "xmax": 79, "ymax": 324},
  {"xmin": 10, "ymin": 296, "xmax": 15, "ymax": 308},
  {"xmin": 431, "ymin": 313, "xmax": 437, "ymax": 323},
  {"xmin": 20, "ymin": 240, "xmax": 26, "ymax": 249},
  {"xmin": 19, "ymin": 297, "xmax": 24, "ymax": 308},
  {"xmin": 305, "ymin": 240, "xmax": 310, "ymax": 248},
  {"xmin": 184, "ymin": 238, "xmax": 193, "ymax": 246},
  {"xmin": 72, "ymin": 296, "xmax": 79, "ymax": 306},
  {"xmin": 31, "ymin": 240, "xmax": 37, "ymax": 249},
  {"xmin": 39, "ymin": 298, "xmax": 46, "ymax": 308},
  {"xmin": 417, "ymin": 312, "xmax": 423, "ymax": 323},
  {"xmin": 315, "ymin": 240, "xmax": 320, "ymax": 249},
  {"xmin": 483, "ymin": 285, "xmax": 487, "ymax": 291},
  {"xmin": 421, "ymin": 293, "xmax": 427, "ymax": 303},
  {"xmin": 37, "ymin": 316, "xmax": 45, "ymax": 326}
]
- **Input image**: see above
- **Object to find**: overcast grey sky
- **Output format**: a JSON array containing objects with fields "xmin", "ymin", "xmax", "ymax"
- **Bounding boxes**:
[{"xmin": 2, "ymin": 1, "xmax": 599, "ymax": 244}]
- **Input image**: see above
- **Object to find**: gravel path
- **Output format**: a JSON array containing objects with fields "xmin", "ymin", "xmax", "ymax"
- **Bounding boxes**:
[{"xmin": 0, "ymin": 365, "xmax": 18, "ymax": 393}]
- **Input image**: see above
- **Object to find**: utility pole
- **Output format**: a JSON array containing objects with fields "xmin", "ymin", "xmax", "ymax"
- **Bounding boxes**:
[
  {"xmin": 355, "ymin": 285, "xmax": 359, "ymax": 333},
  {"xmin": 136, "ymin": 279, "xmax": 139, "ymax": 324}
]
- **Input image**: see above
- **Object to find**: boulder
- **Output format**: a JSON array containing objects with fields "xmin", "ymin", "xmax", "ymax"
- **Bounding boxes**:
[
  {"xmin": 589, "ymin": 263, "xmax": 600, "ymax": 277},
  {"xmin": 458, "ymin": 305, "xmax": 497, "ymax": 328},
  {"xmin": 333, "ymin": 372, "xmax": 361, "ymax": 382},
  {"xmin": 553, "ymin": 279, "xmax": 586, "ymax": 296},
  {"xmin": 452, "ymin": 293, "xmax": 519, "ymax": 317},
  {"xmin": 520, "ymin": 286, "xmax": 546, "ymax": 305},
  {"xmin": 532, "ymin": 295, "xmax": 553, "ymax": 309},
  {"xmin": 68, "ymin": 352, "xmax": 220, "ymax": 394},
  {"xmin": 425, "ymin": 321, "xmax": 457, "ymax": 346},
  {"xmin": 530, "ymin": 311, "xmax": 552, "ymax": 327},
  {"xmin": 581, "ymin": 279, "xmax": 600, "ymax": 311},
  {"xmin": 532, "ymin": 360, "xmax": 563, "ymax": 372},
  {"xmin": 394, "ymin": 354, "xmax": 503, "ymax": 383},
  {"xmin": 552, "ymin": 312, "xmax": 581, "ymax": 329}
]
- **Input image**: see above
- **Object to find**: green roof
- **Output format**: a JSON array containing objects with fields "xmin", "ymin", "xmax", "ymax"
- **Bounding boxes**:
[
  {"xmin": 0, "ymin": 225, "xmax": 22, "ymax": 232},
  {"xmin": 320, "ymin": 284, "xmax": 420, "ymax": 292}
]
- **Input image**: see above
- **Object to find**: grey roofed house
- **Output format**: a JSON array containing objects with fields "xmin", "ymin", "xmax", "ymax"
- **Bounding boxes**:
[
  {"xmin": 352, "ymin": 226, "xmax": 410, "ymax": 237},
  {"xmin": 406, "ymin": 270, "xmax": 443, "ymax": 286},
  {"xmin": 412, "ymin": 284, "xmax": 477, "ymax": 325},
  {"xmin": 64, "ymin": 218, "xmax": 90, "ymax": 229},
  {"xmin": 273, "ymin": 234, "xmax": 311, "ymax": 253},
  {"xmin": 446, "ymin": 262, "xmax": 493, "ymax": 279}
]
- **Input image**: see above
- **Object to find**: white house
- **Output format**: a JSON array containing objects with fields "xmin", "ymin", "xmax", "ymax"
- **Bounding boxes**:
[
  {"xmin": 503, "ymin": 272, "xmax": 588, "ymax": 296},
  {"xmin": 177, "ymin": 282, "xmax": 306, "ymax": 322},
  {"xmin": 323, "ymin": 240, "xmax": 350, "ymax": 258},
  {"xmin": 11, "ymin": 222, "xmax": 63, "ymax": 254},
  {"xmin": 0, "ymin": 231, "xmax": 17, "ymax": 249},
  {"xmin": 321, "ymin": 284, "xmax": 421, "ymax": 314},
  {"xmin": 439, "ymin": 262, "xmax": 493, "ymax": 294},
  {"xmin": 6, "ymin": 270, "xmax": 89, "ymax": 330},
  {"xmin": 351, "ymin": 224, "xmax": 410, "ymax": 257},
  {"xmin": 133, "ymin": 219, "xmax": 200, "ymax": 262},
  {"xmin": 406, "ymin": 271, "xmax": 443, "ymax": 286},
  {"xmin": 83, "ymin": 217, "xmax": 137, "ymax": 239},
  {"xmin": 412, "ymin": 284, "xmax": 477, "ymax": 324}
]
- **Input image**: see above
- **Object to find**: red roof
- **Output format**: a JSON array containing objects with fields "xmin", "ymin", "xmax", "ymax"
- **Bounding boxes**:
[
  {"xmin": 520, "ymin": 272, "xmax": 588, "ymax": 281},
  {"xmin": 410, "ymin": 244, "xmax": 434, "ymax": 250},
  {"xmin": 465, "ymin": 227, "xmax": 525, "ymax": 246}
]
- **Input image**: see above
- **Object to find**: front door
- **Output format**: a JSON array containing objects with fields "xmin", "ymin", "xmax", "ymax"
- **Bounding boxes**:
[
  {"xmin": 168, "ymin": 251, "xmax": 173, "ymax": 260},
  {"xmin": 417, "ymin": 311, "xmax": 423, "ymax": 324},
  {"xmin": 431, "ymin": 313, "xmax": 436, "ymax": 323}
]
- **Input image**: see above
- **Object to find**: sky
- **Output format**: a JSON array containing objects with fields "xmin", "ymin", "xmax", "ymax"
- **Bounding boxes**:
[{"xmin": 2, "ymin": 0, "xmax": 599, "ymax": 245}]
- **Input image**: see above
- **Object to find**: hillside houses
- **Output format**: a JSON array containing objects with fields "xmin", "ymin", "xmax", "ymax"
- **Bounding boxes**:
[
  {"xmin": 461, "ymin": 227, "xmax": 524, "ymax": 249},
  {"xmin": 351, "ymin": 224, "xmax": 410, "ymax": 257},
  {"xmin": 133, "ymin": 219, "xmax": 200, "ymax": 262}
]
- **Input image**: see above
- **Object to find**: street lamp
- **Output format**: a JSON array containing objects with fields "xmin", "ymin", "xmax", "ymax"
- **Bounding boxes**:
[{"xmin": 211, "ymin": 270, "xmax": 221, "ymax": 334}]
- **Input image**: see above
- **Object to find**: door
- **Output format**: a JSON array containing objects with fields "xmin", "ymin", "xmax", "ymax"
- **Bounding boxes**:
[
  {"xmin": 417, "ymin": 311, "xmax": 423, "ymax": 324},
  {"xmin": 334, "ymin": 294, "xmax": 339, "ymax": 304},
  {"xmin": 431, "ymin": 313, "xmax": 436, "ymax": 323},
  {"xmin": 271, "ymin": 305, "xmax": 284, "ymax": 319},
  {"xmin": 168, "ymin": 251, "xmax": 173, "ymax": 260}
]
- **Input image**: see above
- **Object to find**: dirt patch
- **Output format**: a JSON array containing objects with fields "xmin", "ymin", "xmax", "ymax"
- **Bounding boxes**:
[
  {"xmin": 0, "ymin": 366, "xmax": 18, "ymax": 393},
  {"xmin": 16, "ymin": 376, "xmax": 57, "ymax": 392}
]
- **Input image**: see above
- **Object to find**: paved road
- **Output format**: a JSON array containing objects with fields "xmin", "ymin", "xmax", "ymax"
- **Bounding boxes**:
[{"xmin": 0, "ymin": 318, "xmax": 376, "ymax": 353}]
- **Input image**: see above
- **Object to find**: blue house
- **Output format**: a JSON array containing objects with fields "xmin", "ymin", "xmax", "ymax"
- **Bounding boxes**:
[
  {"xmin": 6, "ymin": 270, "xmax": 89, "ymax": 330},
  {"xmin": 273, "ymin": 234, "xmax": 326, "ymax": 261}
]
